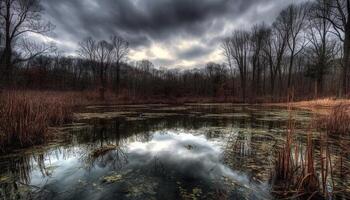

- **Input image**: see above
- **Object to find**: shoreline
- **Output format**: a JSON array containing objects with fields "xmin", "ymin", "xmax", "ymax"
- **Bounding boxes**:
[{"xmin": 266, "ymin": 98, "xmax": 350, "ymax": 115}]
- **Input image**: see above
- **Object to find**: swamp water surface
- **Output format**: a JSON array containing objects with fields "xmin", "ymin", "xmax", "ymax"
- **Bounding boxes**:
[{"xmin": 0, "ymin": 105, "xmax": 349, "ymax": 199}]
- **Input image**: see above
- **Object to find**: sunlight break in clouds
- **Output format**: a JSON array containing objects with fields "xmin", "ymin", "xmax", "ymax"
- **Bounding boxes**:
[{"xmin": 40, "ymin": 0, "xmax": 309, "ymax": 68}]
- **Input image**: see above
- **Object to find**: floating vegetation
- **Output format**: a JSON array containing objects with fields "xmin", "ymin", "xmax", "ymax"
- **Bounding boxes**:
[
  {"xmin": 75, "ymin": 111, "xmax": 136, "ymax": 120},
  {"xmin": 178, "ymin": 185, "xmax": 203, "ymax": 200},
  {"xmin": 200, "ymin": 113, "xmax": 250, "ymax": 118},
  {"xmin": 102, "ymin": 173, "xmax": 123, "ymax": 183},
  {"xmin": 0, "ymin": 104, "xmax": 349, "ymax": 200},
  {"xmin": 0, "ymin": 175, "xmax": 11, "ymax": 183},
  {"xmin": 78, "ymin": 179, "xmax": 88, "ymax": 186},
  {"xmin": 125, "ymin": 176, "xmax": 158, "ymax": 199},
  {"xmin": 89, "ymin": 145, "xmax": 117, "ymax": 158}
]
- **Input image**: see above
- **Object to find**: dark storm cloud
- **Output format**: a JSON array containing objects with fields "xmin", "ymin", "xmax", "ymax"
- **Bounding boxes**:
[
  {"xmin": 43, "ymin": 0, "xmax": 235, "ymax": 44},
  {"xmin": 40, "ymin": 0, "xmax": 305, "ymax": 67}
]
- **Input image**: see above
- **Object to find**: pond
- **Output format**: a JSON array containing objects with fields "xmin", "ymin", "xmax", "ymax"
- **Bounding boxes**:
[{"xmin": 0, "ymin": 104, "xmax": 349, "ymax": 199}]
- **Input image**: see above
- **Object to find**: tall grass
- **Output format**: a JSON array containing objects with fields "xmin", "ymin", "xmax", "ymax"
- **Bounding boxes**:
[
  {"xmin": 0, "ymin": 91, "xmax": 77, "ymax": 152},
  {"xmin": 272, "ymin": 92, "xmax": 334, "ymax": 199},
  {"xmin": 320, "ymin": 104, "xmax": 350, "ymax": 135},
  {"xmin": 273, "ymin": 125, "xmax": 327, "ymax": 199},
  {"xmin": 317, "ymin": 104, "xmax": 349, "ymax": 190}
]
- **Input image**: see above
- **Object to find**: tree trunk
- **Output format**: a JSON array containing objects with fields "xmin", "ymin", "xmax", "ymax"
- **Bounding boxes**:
[
  {"xmin": 116, "ymin": 62, "xmax": 121, "ymax": 94},
  {"xmin": 343, "ymin": 29, "xmax": 350, "ymax": 96},
  {"xmin": 99, "ymin": 65, "xmax": 106, "ymax": 101},
  {"xmin": 1, "ymin": 1, "xmax": 13, "ymax": 85},
  {"xmin": 240, "ymin": 72, "xmax": 246, "ymax": 103},
  {"xmin": 287, "ymin": 48, "xmax": 295, "ymax": 90},
  {"xmin": 2, "ymin": 41, "xmax": 12, "ymax": 84}
]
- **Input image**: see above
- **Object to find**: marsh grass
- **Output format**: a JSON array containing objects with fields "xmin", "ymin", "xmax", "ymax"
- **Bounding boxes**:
[
  {"xmin": 273, "ymin": 125, "xmax": 327, "ymax": 199},
  {"xmin": 317, "ymin": 104, "xmax": 350, "ymax": 193},
  {"xmin": 319, "ymin": 104, "xmax": 350, "ymax": 136},
  {"xmin": 272, "ymin": 92, "xmax": 334, "ymax": 199},
  {"xmin": 0, "ymin": 91, "xmax": 80, "ymax": 153}
]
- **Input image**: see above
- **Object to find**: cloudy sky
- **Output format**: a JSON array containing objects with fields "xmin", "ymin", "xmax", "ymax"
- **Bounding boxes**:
[{"xmin": 40, "ymin": 0, "xmax": 307, "ymax": 69}]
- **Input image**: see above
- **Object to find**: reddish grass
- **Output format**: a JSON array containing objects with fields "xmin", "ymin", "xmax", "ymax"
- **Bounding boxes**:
[
  {"xmin": 317, "ymin": 104, "xmax": 350, "ymax": 188},
  {"xmin": 273, "ymin": 101, "xmax": 350, "ymax": 199},
  {"xmin": 273, "ymin": 93, "xmax": 330, "ymax": 199},
  {"xmin": 273, "ymin": 127, "xmax": 325, "ymax": 199},
  {"xmin": 0, "ymin": 91, "xmax": 80, "ymax": 152},
  {"xmin": 270, "ymin": 98, "xmax": 350, "ymax": 115},
  {"xmin": 319, "ymin": 104, "xmax": 350, "ymax": 135}
]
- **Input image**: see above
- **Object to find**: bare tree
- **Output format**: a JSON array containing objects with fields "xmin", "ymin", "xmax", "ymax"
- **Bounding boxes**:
[
  {"xmin": 0, "ymin": 0, "xmax": 53, "ymax": 84},
  {"xmin": 78, "ymin": 37, "xmax": 115, "ymax": 100},
  {"xmin": 0, "ymin": 0, "xmax": 3, "ymax": 49},
  {"xmin": 96, "ymin": 40, "xmax": 114, "ymax": 100},
  {"xmin": 111, "ymin": 35, "xmax": 129, "ymax": 93},
  {"xmin": 229, "ymin": 30, "xmax": 250, "ymax": 102},
  {"xmin": 78, "ymin": 37, "xmax": 97, "ymax": 62},
  {"xmin": 276, "ymin": 3, "xmax": 309, "ymax": 91},
  {"xmin": 250, "ymin": 23, "xmax": 270, "ymax": 96},
  {"xmin": 318, "ymin": 0, "xmax": 350, "ymax": 95},
  {"xmin": 78, "ymin": 37, "xmax": 97, "ymax": 82},
  {"xmin": 13, "ymin": 36, "xmax": 55, "ymax": 63},
  {"xmin": 221, "ymin": 38, "xmax": 235, "ymax": 96},
  {"xmin": 205, "ymin": 62, "xmax": 226, "ymax": 97},
  {"xmin": 263, "ymin": 23, "xmax": 288, "ymax": 97},
  {"xmin": 306, "ymin": 0, "xmax": 340, "ymax": 97}
]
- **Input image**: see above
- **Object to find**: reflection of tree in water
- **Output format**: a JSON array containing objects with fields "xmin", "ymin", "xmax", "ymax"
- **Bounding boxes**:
[
  {"xmin": 223, "ymin": 128, "xmax": 278, "ymax": 182},
  {"xmin": 235, "ymin": 131, "xmax": 252, "ymax": 157},
  {"xmin": 0, "ymin": 152, "xmax": 50, "ymax": 199},
  {"xmin": 224, "ymin": 131, "xmax": 252, "ymax": 162},
  {"xmin": 76, "ymin": 116, "xmax": 275, "ymax": 172},
  {"xmin": 0, "ymin": 111, "xmax": 302, "ymax": 199},
  {"xmin": 86, "ymin": 147, "xmax": 129, "ymax": 170}
]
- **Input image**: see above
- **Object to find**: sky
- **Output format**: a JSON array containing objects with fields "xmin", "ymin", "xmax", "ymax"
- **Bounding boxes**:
[{"xmin": 40, "ymin": 0, "xmax": 307, "ymax": 69}]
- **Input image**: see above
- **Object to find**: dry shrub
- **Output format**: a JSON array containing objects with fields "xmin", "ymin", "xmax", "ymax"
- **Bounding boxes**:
[{"xmin": 0, "ymin": 91, "xmax": 77, "ymax": 152}]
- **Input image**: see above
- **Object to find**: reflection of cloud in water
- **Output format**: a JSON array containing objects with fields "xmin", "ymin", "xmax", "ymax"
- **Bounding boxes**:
[
  {"xmin": 126, "ymin": 130, "xmax": 270, "ymax": 197},
  {"xmin": 3, "ymin": 129, "xmax": 271, "ymax": 200}
]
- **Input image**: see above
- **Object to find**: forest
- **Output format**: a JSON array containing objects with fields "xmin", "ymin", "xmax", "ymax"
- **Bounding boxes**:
[{"xmin": 0, "ymin": 0, "xmax": 349, "ymax": 102}]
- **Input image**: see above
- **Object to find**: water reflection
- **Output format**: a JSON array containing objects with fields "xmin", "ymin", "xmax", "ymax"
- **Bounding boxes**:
[{"xmin": 0, "ymin": 105, "xmax": 347, "ymax": 199}]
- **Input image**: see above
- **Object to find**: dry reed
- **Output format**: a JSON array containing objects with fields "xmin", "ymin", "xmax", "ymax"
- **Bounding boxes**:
[
  {"xmin": 0, "ymin": 91, "xmax": 78, "ymax": 152},
  {"xmin": 272, "ymin": 91, "xmax": 333, "ymax": 199},
  {"xmin": 320, "ymin": 104, "xmax": 350, "ymax": 136}
]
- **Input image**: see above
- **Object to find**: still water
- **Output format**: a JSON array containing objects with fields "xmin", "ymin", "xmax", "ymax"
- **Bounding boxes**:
[{"xmin": 0, "ymin": 104, "xmax": 348, "ymax": 199}]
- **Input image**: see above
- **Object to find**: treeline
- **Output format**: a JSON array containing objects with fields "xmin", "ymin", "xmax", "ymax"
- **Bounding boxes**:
[
  {"xmin": 0, "ymin": 0, "xmax": 349, "ymax": 102},
  {"xmin": 221, "ymin": 0, "xmax": 349, "ymax": 101}
]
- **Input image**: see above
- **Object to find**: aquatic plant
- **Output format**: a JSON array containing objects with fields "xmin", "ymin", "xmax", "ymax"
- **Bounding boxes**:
[
  {"xmin": 0, "ymin": 91, "xmax": 76, "ymax": 152},
  {"xmin": 273, "ymin": 126, "xmax": 325, "ymax": 199},
  {"xmin": 102, "ymin": 172, "xmax": 123, "ymax": 183},
  {"xmin": 272, "ymin": 91, "xmax": 334, "ymax": 199},
  {"xmin": 89, "ymin": 145, "xmax": 117, "ymax": 158}
]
